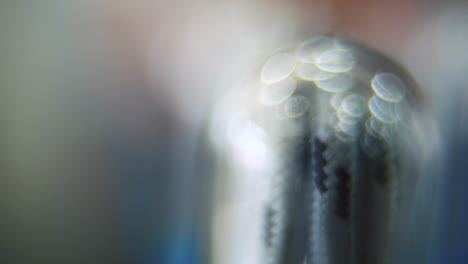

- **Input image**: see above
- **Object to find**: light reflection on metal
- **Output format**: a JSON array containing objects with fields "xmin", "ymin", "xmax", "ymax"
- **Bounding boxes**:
[
  {"xmin": 260, "ymin": 76, "xmax": 297, "ymax": 105},
  {"xmin": 368, "ymin": 95, "xmax": 400, "ymax": 123},
  {"xmin": 284, "ymin": 95, "xmax": 309, "ymax": 118},
  {"xmin": 295, "ymin": 37, "xmax": 337, "ymax": 64},
  {"xmin": 341, "ymin": 94, "xmax": 367, "ymax": 117},
  {"xmin": 316, "ymin": 49, "xmax": 355, "ymax": 73},
  {"xmin": 330, "ymin": 92, "xmax": 350, "ymax": 109},
  {"xmin": 227, "ymin": 112, "xmax": 271, "ymax": 171},
  {"xmin": 315, "ymin": 74, "xmax": 354, "ymax": 93},
  {"xmin": 261, "ymin": 53, "xmax": 297, "ymax": 84},
  {"xmin": 371, "ymin": 73, "xmax": 406, "ymax": 102},
  {"xmin": 296, "ymin": 63, "xmax": 336, "ymax": 81}
]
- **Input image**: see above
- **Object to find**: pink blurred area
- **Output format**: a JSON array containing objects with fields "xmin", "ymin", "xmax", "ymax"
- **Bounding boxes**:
[{"xmin": 97, "ymin": 0, "xmax": 433, "ymax": 126}]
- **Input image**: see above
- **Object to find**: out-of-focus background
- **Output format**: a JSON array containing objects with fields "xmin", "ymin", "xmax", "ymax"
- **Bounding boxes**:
[{"xmin": 1, "ymin": 0, "xmax": 468, "ymax": 263}]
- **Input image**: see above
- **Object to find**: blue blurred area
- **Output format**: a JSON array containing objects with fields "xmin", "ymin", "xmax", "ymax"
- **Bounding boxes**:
[
  {"xmin": 148, "ymin": 232, "xmax": 201, "ymax": 264},
  {"xmin": 430, "ymin": 95, "xmax": 468, "ymax": 264}
]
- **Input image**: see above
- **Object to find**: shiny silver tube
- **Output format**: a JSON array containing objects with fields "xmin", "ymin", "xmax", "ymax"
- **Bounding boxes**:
[{"xmin": 208, "ymin": 36, "xmax": 437, "ymax": 264}]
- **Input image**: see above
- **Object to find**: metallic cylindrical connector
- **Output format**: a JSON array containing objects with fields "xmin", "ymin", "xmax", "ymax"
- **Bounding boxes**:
[{"xmin": 208, "ymin": 36, "xmax": 433, "ymax": 264}]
